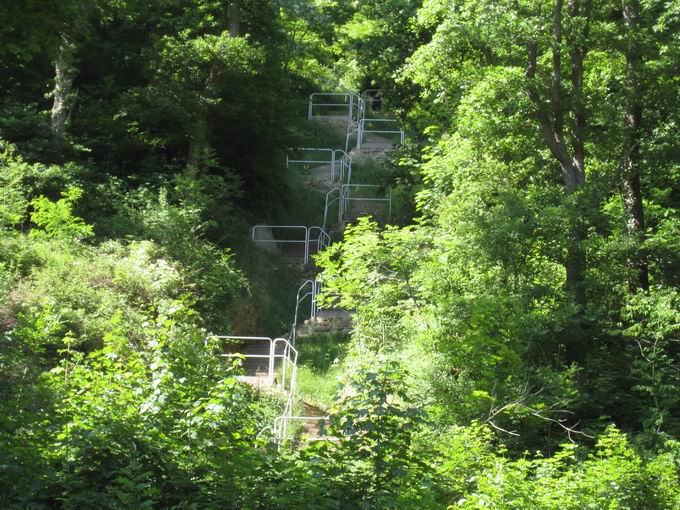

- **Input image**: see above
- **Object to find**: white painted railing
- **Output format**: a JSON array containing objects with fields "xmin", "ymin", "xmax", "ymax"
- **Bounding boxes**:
[
  {"xmin": 308, "ymin": 93, "xmax": 364, "ymax": 122},
  {"xmin": 214, "ymin": 336, "xmax": 275, "ymax": 385},
  {"xmin": 286, "ymin": 148, "xmax": 352, "ymax": 184},
  {"xmin": 307, "ymin": 226, "xmax": 331, "ymax": 255},
  {"xmin": 341, "ymin": 184, "xmax": 392, "ymax": 222},
  {"xmin": 287, "ymin": 147, "xmax": 336, "ymax": 182},
  {"xmin": 214, "ymin": 336, "xmax": 296, "ymax": 390},
  {"xmin": 287, "ymin": 147, "xmax": 334, "ymax": 169},
  {"xmin": 275, "ymin": 337, "xmax": 298, "ymax": 405},
  {"xmin": 291, "ymin": 279, "xmax": 316, "ymax": 346},
  {"xmin": 357, "ymin": 118, "xmax": 404, "ymax": 151},
  {"xmin": 241, "ymin": 88, "xmax": 404, "ymax": 448},
  {"xmin": 333, "ymin": 149, "xmax": 352, "ymax": 183},
  {"xmin": 252, "ymin": 225, "xmax": 309, "ymax": 263},
  {"xmin": 215, "ymin": 335, "xmax": 299, "ymax": 446},
  {"xmin": 272, "ymin": 339, "xmax": 299, "ymax": 446},
  {"xmin": 251, "ymin": 225, "xmax": 331, "ymax": 265},
  {"xmin": 324, "ymin": 188, "xmax": 342, "ymax": 229},
  {"xmin": 345, "ymin": 121, "xmax": 360, "ymax": 153}
]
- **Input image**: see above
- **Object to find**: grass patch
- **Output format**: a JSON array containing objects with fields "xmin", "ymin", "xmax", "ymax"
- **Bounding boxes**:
[
  {"xmin": 294, "ymin": 332, "xmax": 350, "ymax": 410},
  {"xmin": 295, "ymin": 365, "xmax": 342, "ymax": 411},
  {"xmin": 294, "ymin": 120, "xmax": 347, "ymax": 151}
]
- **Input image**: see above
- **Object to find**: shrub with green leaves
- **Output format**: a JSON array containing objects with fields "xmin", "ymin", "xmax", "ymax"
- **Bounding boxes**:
[
  {"xmin": 459, "ymin": 428, "xmax": 680, "ymax": 509},
  {"xmin": 1, "ymin": 300, "xmax": 278, "ymax": 508},
  {"xmin": 30, "ymin": 186, "xmax": 94, "ymax": 240}
]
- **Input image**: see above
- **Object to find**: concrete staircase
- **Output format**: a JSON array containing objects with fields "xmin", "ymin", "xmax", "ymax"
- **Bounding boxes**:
[{"xmin": 237, "ymin": 92, "xmax": 403, "ymax": 446}]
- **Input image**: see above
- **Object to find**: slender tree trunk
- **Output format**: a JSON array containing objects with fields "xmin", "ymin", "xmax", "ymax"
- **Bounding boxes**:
[
  {"xmin": 51, "ymin": 37, "xmax": 74, "ymax": 140},
  {"xmin": 525, "ymin": 0, "xmax": 592, "ymax": 357},
  {"xmin": 621, "ymin": 0, "xmax": 649, "ymax": 290},
  {"xmin": 565, "ymin": 0, "xmax": 590, "ymax": 310},
  {"xmin": 229, "ymin": 0, "xmax": 240, "ymax": 37}
]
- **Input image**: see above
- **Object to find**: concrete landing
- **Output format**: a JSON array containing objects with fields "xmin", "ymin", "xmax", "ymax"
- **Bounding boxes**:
[{"xmin": 297, "ymin": 309, "xmax": 352, "ymax": 336}]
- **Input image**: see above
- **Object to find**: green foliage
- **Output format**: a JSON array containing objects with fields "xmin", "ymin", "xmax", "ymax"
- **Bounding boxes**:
[
  {"xmin": 0, "ymin": 225, "xmax": 278, "ymax": 507},
  {"xmin": 325, "ymin": 357, "xmax": 426, "ymax": 508},
  {"xmin": 620, "ymin": 287, "xmax": 680, "ymax": 438},
  {"xmin": 30, "ymin": 186, "xmax": 94, "ymax": 241},
  {"xmin": 103, "ymin": 186, "xmax": 248, "ymax": 331},
  {"xmin": 0, "ymin": 142, "xmax": 26, "ymax": 229},
  {"xmin": 294, "ymin": 332, "xmax": 349, "ymax": 409},
  {"xmin": 459, "ymin": 428, "xmax": 680, "ymax": 509},
  {"xmin": 1, "ymin": 299, "xmax": 276, "ymax": 508},
  {"xmin": 1, "ymin": 0, "xmax": 679, "ymax": 506},
  {"xmin": 0, "ymin": 139, "xmax": 81, "ymax": 230}
]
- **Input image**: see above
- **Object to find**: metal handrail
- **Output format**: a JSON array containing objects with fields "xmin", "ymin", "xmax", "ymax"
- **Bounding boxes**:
[
  {"xmin": 215, "ymin": 335, "xmax": 299, "ymax": 445},
  {"xmin": 291, "ymin": 280, "xmax": 316, "ymax": 346},
  {"xmin": 287, "ymin": 148, "xmax": 351, "ymax": 183},
  {"xmin": 332, "ymin": 149, "xmax": 352, "ymax": 184},
  {"xmin": 273, "ymin": 415, "xmax": 331, "ymax": 444},
  {"xmin": 251, "ymin": 225, "xmax": 331, "ymax": 265},
  {"xmin": 252, "ymin": 225, "xmax": 310, "ymax": 263},
  {"xmin": 345, "ymin": 121, "xmax": 360, "ymax": 153},
  {"xmin": 287, "ymin": 147, "xmax": 337, "ymax": 181},
  {"xmin": 357, "ymin": 118, "xmax": 405, "ymax": 151},
  {"xmin": 273, "ymin": 338, "xmax": 299, "ymax": 445},
  {"xmin": 324, "ymin": 188, "xmax": 342, "ymax": 229},
  {"xmin": 214, "ymin": 336, "xmax": 276, "ymax": 386},
  {"xmin": 244, "ymin": 88, "xmax": 403, "ymax": 448},
  {"xmin": 273, "ymin": 337, "xmax": 298, "ymax": 398},
  {"xmin": 308, "ymin": 226, "xmax": 331, "ymax": 255},
  {"xmin": 309, "ymin": 93, "xmax": 355, "ymax": 121},
  {"xmin": 341, "ymin": 184, "xmax": 392, "ymax": 221}
]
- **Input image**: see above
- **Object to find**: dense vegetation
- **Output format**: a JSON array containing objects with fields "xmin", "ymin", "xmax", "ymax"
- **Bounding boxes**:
[{"xmin": 1, "ymin": 0, "xmax": 678, "ymax": 508}]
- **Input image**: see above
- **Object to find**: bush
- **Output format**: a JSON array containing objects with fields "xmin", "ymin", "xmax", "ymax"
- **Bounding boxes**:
[
  {"xmin": 0, "ymin": 300, "xmax": 277, "ymax": 508},
  {"xmin": 459, "ymin": 427, "xmax": 680, "ymax": 509}
]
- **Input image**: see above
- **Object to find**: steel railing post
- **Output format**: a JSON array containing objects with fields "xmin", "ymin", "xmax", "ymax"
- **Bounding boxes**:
[
  {"xmin": 268, "ymin": 338, "xmax": 275, "ymax": 386},
  {"xmin": 304, "ymin": 227, "xmax": 310, "ymax": 264},
  {"xmin": 331, "ymin": 151, "xmax": 336, "ymax": 182},
  {"xmin": 348, "ymin": 94, "xmax": 353, "ymax": 122},
  {"xmin": 281, "ymin": 341, "xmax": 287, "ymax": 390},
  {"xmin": 357, "ymin": 120, "xmax": 363, "ymax": 151},
  {"xmin": 308, "ymin": 94, "xmax": 313, "ymax": 120}
]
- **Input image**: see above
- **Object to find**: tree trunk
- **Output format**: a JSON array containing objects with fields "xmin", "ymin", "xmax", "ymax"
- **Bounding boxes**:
[
  {"xmin": 51, "ymin": 37, "xmax": 74, "ymax": 140},
  {"xmin": 187, "ymin": 114, "xmax": 208, "ymax": 174},
  {"xmin": 525, "ymin": 1, "xmax": 592, "ymax": 357},
  {"xmin": 621, "ymin": 0, "xmax": 649, "ymax": 291},
  {"xmin": 229, "ymin": 0, "xmax": 240, "ymax": 37}
]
